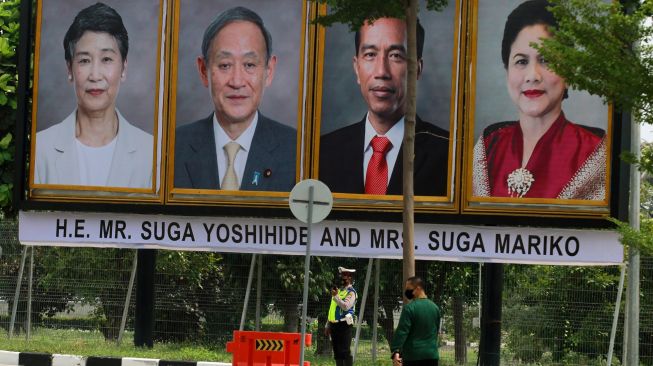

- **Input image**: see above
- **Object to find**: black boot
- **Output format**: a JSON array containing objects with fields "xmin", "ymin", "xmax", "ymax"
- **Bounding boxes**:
[{"xmin": 335, "ymin": 359, "xmax": 345, "ymax": 366}]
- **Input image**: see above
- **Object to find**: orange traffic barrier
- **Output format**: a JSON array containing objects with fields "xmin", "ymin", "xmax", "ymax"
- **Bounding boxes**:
[{"xmin": 226, "ymin": 330, "xmax": 312, "ymax": 366}]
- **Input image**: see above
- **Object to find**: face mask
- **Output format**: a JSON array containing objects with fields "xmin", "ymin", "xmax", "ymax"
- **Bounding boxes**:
[{"xmin": 404, "ymin": 288, "xmax": 415, "ymax": 300}]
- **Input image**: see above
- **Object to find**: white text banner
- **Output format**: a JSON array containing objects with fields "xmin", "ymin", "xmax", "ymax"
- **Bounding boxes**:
[{"xmin": 19, "ymin": 211, "xmax": 623, "ymax": 265}]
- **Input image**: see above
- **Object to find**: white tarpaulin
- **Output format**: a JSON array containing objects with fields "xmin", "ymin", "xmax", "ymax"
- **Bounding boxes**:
[{"xmin": 19, "ymin": 210, "xmax": 623, "ymax": 265}]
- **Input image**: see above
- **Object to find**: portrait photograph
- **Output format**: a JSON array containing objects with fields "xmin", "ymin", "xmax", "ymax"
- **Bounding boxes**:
[
  {"xmin": 29, "ymin": 0, "xmax": 164, "ymax": 199},
  {"xmin": 168, "ymin": 0, "xmax": 305, "ymax": 202},
  {"xmin": 314, "ymin": 0, "xmax": 461, "ymax": 208},
  {"xmin": 466, "ymin": 0, "xmax": 612, "ymax": 213}
]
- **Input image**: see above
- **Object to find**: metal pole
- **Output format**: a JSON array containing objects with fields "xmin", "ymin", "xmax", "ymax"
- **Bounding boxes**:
[
  {"xmin": 625, "ymin": 113, "xmax": 641, "ymax": 365},
  {"xmin": 9, "ymin": 246, "xmax": 28, "ymax": 338},
  {"xmin": 299, "ymin": 185, "xmax": 315, "ymax": 366},
  {"xmin": 26, "ymin": 246, "xmax": 34, "ymax": 340},
  {"xmin": 607, "ymin": 264, "xmax": 626, "ymax": 366},
  {"xmin": 623, "ymin": 298, "xmax": 628, "ymax": 364},
  {"xmin": 353, "ymin": 258, "xmax": 374, "ymax": 362},
  {"xmin": 478, "ymin": 263, "xmax": 482, "ymax": 322},
  {"xmin": 371, "ymin": 259, "xmax": 380, "ymax": 364},
  {"xmin": 118, "ymin": 250, "xmax": 138, "ymax": 344},
  {"xmin": 255, "ymin": 254, "xmax": 263, "ymax": 331},
  {"xmin": 240, "ymin": 254, "xmax": 258, "ymax": 331}
]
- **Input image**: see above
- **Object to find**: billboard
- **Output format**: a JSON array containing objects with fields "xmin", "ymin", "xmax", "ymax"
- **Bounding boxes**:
[{"xmin": 18, "ymin": 0, "xmax": 622, "ymax": 221}]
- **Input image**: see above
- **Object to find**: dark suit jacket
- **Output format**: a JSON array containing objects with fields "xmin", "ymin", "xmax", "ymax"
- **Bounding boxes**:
[
  {"xmin": 319, "ymin": 116, "xmax": 449, "ymax": 196},
  {"xmin": 175, "ymin": 113, "xmax": 296, "ymax": 191}
]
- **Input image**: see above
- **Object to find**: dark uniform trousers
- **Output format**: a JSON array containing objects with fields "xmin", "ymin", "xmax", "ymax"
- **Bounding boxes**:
[{"xmin": 330, "ymin": 321, "xmax": 353, "ymax": 366}]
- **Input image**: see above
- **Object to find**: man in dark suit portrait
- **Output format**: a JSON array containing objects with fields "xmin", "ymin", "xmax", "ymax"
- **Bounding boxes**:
[
  {"xmin": 319, "ymin": 17, "xmax": 449, "ymax": 196},
  {"xmin": 175, "ymin": 6, "xmax": 296, "ymax": 191}
]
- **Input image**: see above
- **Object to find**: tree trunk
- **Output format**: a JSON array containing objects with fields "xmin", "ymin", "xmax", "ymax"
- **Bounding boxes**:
[
  {"xmin": 281, "ymin": 301, "xmax": 299, "ymax": 332},
  {"xmin": 402, "ymin": 0, "xmax": 418, "ymax": 288},
  {"xmin": 453, "ymin": 295, "xmax": 467, "ymax": 365},
  {"xmin": 100, "ymin": 298, "xmax": 123, "ymax": 341},
  {"xmin": 316, "ymin": 313, "xmax": 332, "ymax": 356},
  {"xmin": 381, "ymin": 302, "xmax": 396, "ymax": 347}
]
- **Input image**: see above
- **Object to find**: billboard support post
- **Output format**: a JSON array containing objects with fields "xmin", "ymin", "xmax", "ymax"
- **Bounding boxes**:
[
  {"xmin": 478, "ymin": 263, "xmax": 503, "ymax": 365},
  {"xmin": 26, "ymin": 246, "xmax": 34, "ymax": 340},
  {"xmin": 607, "ymin": 264, "xmax": 626, "ymax": 366},
  {"xmin": 625, "ymin": 115, "xmax": 641, "ymax": 365},
  {"xmin": 240, "ymin": 254, "xmax": 258, "ymax": 331},
  {"xmin": 371, "ymin": 258, "xmax": 380, "ymax": 364},
  {"xmin": 353, "ymin": 258, "xmax": 373, "ymax": 361},
  {"xmin": 134, "ymin": 249, "xmax": 156, "ymax": 348},
  {"xmin": 118, "ymin": 250, "xmax": 138, "ymax": 344},
  {"xmin": 9, "ymin": 246, "xmax": 28, "ymax": 338},
  {"xmin": 255, "ymin": 254, "xmax": 263, "ymax": 331}
]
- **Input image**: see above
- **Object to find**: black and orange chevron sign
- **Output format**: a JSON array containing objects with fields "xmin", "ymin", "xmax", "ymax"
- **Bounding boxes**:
[{"xmin": 256, "ymin": 339, "xmax": 284, "ymax": 351}]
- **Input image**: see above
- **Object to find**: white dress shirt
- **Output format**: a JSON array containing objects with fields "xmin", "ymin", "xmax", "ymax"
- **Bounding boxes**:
[
  {"xmin": 213, "ymin": 112, "xmax": 259, "ymax": 187},
  {"xmin": 363, "ymin": 115, "xmax": 405, "ymax": 185}
]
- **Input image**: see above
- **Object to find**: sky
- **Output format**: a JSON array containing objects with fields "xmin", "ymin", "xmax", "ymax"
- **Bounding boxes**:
[{"xmin": 641, "ymin": 123, "xmax": 653, "ymax": 143}]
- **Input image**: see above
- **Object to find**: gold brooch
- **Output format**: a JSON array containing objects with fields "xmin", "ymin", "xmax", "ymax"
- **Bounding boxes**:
[{"xmin": 507, "ymin": 168, "xmax": 534, "ymax": 198}]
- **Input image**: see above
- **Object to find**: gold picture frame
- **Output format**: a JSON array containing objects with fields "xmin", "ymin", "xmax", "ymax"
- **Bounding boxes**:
[
  {"xmin": 28, "ymin": 0, "xmax": 166, "ymax": 203},
  {"xmin": 309, "ymin": 0, "xmax": 464, "ymax": 213},
  {"xmin": 462, "ymin": 0, "xmax": 613, "ymax": 217},
  {"xmin": 165, "ymin": 0, "xmax": 312, "ymax": 208}
]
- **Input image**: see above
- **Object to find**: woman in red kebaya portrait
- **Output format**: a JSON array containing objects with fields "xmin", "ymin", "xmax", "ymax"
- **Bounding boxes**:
[{"xmin": 472, "ymin": 0, "xmax": 606, "ymax": 200}]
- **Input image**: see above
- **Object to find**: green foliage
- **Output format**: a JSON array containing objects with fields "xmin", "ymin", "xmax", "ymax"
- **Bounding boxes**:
[
  {"xmin": 538, "ymin": 0, "xmax": 653, "ymax": 174},
  {"xmin": 610, "ymin": 213, "xmax": 653, "ymax": 256},
  {"xmin": 609, "ymin": 143, "xmax": 653, "ymax": 255},
  {"xmin": 0, "ymin": 0, "xmax": 20, "ymax": 214},
  {"xmin": 540, "ymin": 0, "xmax": 652, "ymax": 117},
  {"xmin": 309, "ymin": 0, "xmax": 448, "ymax": 31}
]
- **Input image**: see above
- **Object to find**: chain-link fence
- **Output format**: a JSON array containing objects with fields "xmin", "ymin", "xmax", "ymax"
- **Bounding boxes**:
[{"xmin": 1, "ymin": 218, "xmax": 651, "ymax": 365}]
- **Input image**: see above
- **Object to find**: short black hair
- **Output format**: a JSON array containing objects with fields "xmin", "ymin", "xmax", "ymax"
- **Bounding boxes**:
[
  {"xmin": 201, "ymin": 6, "xmax": 273, "ymax": 64},
  {"xmin": 63, "ymin": 2, "xmax": 129, "ymax": 65},
  {"xmin": 501, "ymin": 0, "xmax": 556, "ymax": 69},
  {"xmin": 355, "ymin": 18, "xmax": 425, "ymax": 59},
  {"xmin": 406, "ymin": 276, "xmax": 425, "ymax": 290}
]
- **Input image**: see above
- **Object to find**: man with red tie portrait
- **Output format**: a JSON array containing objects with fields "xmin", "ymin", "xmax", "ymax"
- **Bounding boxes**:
[{"xmin": 319, "ymin": 17, "xmax": 449, "ymax": 196}]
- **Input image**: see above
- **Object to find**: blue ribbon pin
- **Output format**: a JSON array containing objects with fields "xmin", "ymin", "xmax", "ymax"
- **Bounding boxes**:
[{"xmin": 252, "ymin": 171, "xmax": 261, "ymax": 186}]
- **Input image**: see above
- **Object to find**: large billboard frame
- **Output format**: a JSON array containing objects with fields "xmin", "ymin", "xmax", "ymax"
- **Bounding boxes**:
[{"xmin": 13, "ymin": 0, "xmax": 632, "ymax": 227}]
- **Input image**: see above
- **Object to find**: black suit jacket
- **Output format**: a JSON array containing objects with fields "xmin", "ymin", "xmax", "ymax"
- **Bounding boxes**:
[
  {"xmin": 319, "ymin": 116, "xmax": 449, "ymax": 196},
  {"xmin": 174, "ymin": 113, "xmax": 296, "ymax": 191}
]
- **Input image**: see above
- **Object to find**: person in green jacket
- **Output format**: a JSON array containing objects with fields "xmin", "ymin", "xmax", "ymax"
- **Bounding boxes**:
[{"xmin": 391, "ymin": 276, "xmax": 441, "ymax": 366}]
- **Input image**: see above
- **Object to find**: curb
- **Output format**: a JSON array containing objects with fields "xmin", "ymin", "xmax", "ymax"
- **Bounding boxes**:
[{"xmin": 0, "ymin": 351, "xmax": 230, "ymax": 366}]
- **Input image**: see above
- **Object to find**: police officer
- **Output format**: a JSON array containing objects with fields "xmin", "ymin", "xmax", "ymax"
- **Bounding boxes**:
[{"xmin": 326, "ymin": 266, "xmax": 357, "ymax": 366}]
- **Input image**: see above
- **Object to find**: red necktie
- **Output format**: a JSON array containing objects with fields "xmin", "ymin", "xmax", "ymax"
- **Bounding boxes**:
[{"xmin": 365, "ymin": 136, "xmax": 392, "ymax": 195}]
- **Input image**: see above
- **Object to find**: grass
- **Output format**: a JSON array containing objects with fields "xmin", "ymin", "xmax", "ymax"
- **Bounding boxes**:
[
  {"xmin": 0, "ymin": 327, "xmax": 479, "ymax": 366},
  {"xmin": 0, "ymin": 329, "xmax": 226, "ymax": 361}
]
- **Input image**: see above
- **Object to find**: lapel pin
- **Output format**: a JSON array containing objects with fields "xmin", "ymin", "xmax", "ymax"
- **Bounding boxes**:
[
  {"xmin": 252, "ymin": 171, "xmax": 261, "ymax": 186},
  {"xmin": 264, "ymin": 168, "xmax": 272, "ymax": 178}
]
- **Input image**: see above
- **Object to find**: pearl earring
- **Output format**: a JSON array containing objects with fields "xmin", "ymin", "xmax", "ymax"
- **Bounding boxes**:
[{"xmin": 68, "ymin": 75, "xmax": 72, "ymax": 81}]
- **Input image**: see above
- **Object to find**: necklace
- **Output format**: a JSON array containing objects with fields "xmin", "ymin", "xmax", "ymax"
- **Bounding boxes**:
[{"xmin": 507, "ymin": 167, "xmax": 534, "ymax": 198}]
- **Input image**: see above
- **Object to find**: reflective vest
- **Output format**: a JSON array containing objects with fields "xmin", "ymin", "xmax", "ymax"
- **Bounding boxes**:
[{"xmin": 328, "ymin": 286, "xmax": 356, "ymax": 322}]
